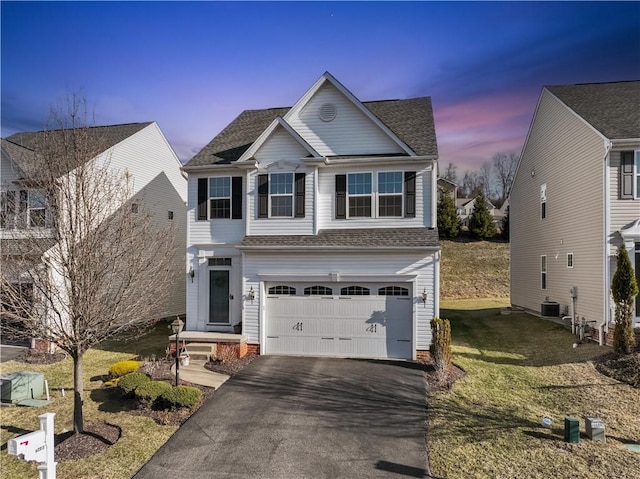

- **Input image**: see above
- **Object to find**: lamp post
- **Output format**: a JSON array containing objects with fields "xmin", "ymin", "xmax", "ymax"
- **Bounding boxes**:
[{"xmin": 171, "ymin": 318, "xmax": 184, "ymax": 387}]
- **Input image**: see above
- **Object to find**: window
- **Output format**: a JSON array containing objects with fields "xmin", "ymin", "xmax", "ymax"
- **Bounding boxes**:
[
  {"xmin": 378, "ymin": 172, "xmax": 403, "ymax": 217},
  {"xmin": 268, "ymin": 285, "xmax": 296, "ymax": 295},
  {"xmin": 340, "ymin": 286, "xmax": 370, "ymax": 296},
  {"xmin": 28, "ymin": 190, "xmax": 47, "ymax": 227},
  {"xmin": 270, "ymin": 173, "xmax": 294, "ymax": 217},
  {"xmin": 635, "ymin": 151, "xmax": 640, "ymax": 199},
  {"xmin": 168, "ymin": 211, "xmax": 174, "ymax": 220},
  {"xmin": 540, "ymin": 184, "xmax": 547, "ymax": 219},
  {"xmin": 348, "ymin": 173, "xmax": 372, "ymax": 217},
  {"xmin": 131, "ymin": 203, "xmax": 139, "ymax": 214},
  {"xmin": 567, "ymin": 253, "xmax": 574, "ymax": 269},
  {"xmin": 541, "ymin": 255, "xmax": 547, "ymax": 289},
  {"xmin": 209, "ymin": 177, "xmax": 231, "ymax": 219},
  {"xmin": 378, "ymin": 286, "xmax": 409, "ymax": 296},
  {"xmin": 0, "ymin": 191, "xmax": 16, "ymax": 228},
  {"xmin": 304, "ymin": 286, "xmax": 333, "ymax": 295},
  {"xmin": 208, "ymin": 258, "xmax": 232, "ymax": 266}
]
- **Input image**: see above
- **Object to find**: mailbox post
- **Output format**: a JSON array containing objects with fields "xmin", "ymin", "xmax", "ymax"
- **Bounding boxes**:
[{"xmin": 7, "ymin": 412, "xmax": 56, "ymax": 479}]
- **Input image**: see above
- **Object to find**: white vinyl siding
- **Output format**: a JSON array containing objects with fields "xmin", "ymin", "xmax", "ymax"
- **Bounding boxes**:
[
  {"xmin": 608, "ymin": 149, "xmax": 640, "ymax": 255},
  {"xmin": 286, "ymin": 82, "xmax": 405, "ymax": 157},
  {"xmin": 511, "ymin": 90, "xmax": 605, "ymax": 322}
]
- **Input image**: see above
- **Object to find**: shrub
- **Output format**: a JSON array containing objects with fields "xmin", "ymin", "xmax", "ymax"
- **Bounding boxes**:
[
  {"xmin": 612, "ymin": 244, "xmax": 639, "ymax": 354},
  {"xmin": 437, "ymin": 194, "xmax": 460, "ymax": 238},
  {"xmin": 109, "ymin": 360, "xmax": 141, "ymax": 378},
  {"xmin": 160, "ymin": 385, "xmax": 202, "ymax": 409},
  {"xmin": 118, "ymin": 372, "xmax": 151, "ymax": 396},
  {"xmin": 430, "ymin": 317, "xmax": 452, "ymax": 381},
  {"xmin": 135, "ymin": 380, "xmax": 172, "ymax": 407},
  {"xmin": 469, "ymin": 194, "xmax": 497, "ymax": 240}
]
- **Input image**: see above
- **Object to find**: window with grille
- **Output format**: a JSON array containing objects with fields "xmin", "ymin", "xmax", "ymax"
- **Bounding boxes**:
[
  {"xmin": 378, "ymin": 286, "xmax": 409, "ymax": 296},
  {"xmin": 340, "ymin": 286, "xmax": 370, "ymax": 296},
  {"xmin": 304, "ymin": 286, "xmax": 333, "ymax": 295},
  {"xmin": 268, "ymin": 285, "xmax": 296, "ymax": 295}
]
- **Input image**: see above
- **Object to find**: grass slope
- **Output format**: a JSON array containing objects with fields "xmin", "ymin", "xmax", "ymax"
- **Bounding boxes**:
[
  {"xmin": 429, "ymin": 299, "xmax": 640, "ymax": 479},
  {"xmin": 440, "ymin": 239, "xmax": 509, "ymax": 300}
]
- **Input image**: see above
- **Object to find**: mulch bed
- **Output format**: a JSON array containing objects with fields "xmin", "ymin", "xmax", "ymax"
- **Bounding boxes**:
[
  {"xmin": 423, "ymin": 362, "xmax": 466, "ymax": 393},
  {"xmin": 55, "ymin": 422, "xmax": 121, "ymax": 462},
  {"xmin": 204, "ymin": 353, "xmax": 257, "ymax": 376},
  {"xmin": 15, "ymin": 349, "xmax": 66, "ymax": 364},
  {"xmin": 594, "ymin": 352, "xmax": 640, "ymax": 388}
]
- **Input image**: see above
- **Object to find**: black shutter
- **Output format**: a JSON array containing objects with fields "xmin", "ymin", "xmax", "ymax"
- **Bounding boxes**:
[
  {"xmin": 295, "ymin": 173, "xmax": 305, "ymax": 218},
  {"xmin": 335, "ymin": 174, "xmax": 346, "ymax": 219},
  {"xmin": 620, "ymin": 151, "xmax": 634, "ymax": 199},
  {"xmin": 258, "ymin": 174, "xmax": 269, "ymax": 218},
  {"xmin": 197, "ymin": 178, "xmax": 208, "ymax": 220},
  {"xmin": 404, "ymin": 171, "xmax": 416, "ymax": 218},
  {"xmin": 19, "ymin": 190, "xmax": 28, "ymax": 227},
  {"xmin": 231, "ymin": 176, "xmax": 242, "ymax": 219}
]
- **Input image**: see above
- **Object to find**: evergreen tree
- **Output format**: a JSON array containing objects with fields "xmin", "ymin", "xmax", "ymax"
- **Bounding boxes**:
[
  {"xmin": 469, "ymin": 194, "xmax": 497, "ymax": 240},
  {"xmin": 612, "ymin": 244, "xmax": 639, "ymax": 354},
  {"xmin": 437, "ymin": 193, "xmax": 459, "ymax": 238}
]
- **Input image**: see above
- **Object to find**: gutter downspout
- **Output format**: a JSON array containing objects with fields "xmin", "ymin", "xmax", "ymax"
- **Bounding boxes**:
[{"xmin": 599, "ymin": 139, "xmax": 613, "ymax": 346}]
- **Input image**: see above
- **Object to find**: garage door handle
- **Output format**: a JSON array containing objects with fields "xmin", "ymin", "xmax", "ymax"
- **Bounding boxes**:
[
  {"xmin": 338, "ymin": 338, "xmax": 352, "ymax": 341},
  {"xmin": 321, "ymin": 337, "xmax": 334, "ymax": 340},
  {"xmin": 397, "ymin": 339, "xmax": 411, "ymax": 342}
]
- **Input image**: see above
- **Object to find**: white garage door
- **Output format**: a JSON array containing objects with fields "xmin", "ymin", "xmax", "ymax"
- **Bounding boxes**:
[{"xmin": 265, "ymin": 283, "xmax": 413, "ymax": 359}]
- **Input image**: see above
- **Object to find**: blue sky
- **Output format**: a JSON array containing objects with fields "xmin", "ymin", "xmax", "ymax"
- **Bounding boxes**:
[{"xmin": 2, "ymin": 1, "xmax": 639, "ymax": 171}]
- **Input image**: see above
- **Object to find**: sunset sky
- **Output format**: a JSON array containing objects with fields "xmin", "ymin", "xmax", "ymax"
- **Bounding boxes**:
[{"xmin": 2, "ymin": 1, "xmax": 638, "ymax": 172}]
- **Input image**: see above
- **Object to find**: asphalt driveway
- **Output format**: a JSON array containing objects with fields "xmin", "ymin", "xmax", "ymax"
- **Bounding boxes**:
[{"xmin": 133, "ymin": 356, "xmax": 429, "ymax": 479}]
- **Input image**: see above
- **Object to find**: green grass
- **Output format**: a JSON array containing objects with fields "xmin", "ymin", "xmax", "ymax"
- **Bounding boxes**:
[
  {"xmin": 0, "ymin": 322, "xmax": 175, "ymax": 479},
  {"xmin": 429, "ymin": 299, "xmax": 640, "ymax": 479}
]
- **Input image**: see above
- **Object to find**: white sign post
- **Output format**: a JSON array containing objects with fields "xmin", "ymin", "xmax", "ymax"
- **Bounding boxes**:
[{"xmin": 7, "ymin": 412, "xmax": 56, "ymax": 479}]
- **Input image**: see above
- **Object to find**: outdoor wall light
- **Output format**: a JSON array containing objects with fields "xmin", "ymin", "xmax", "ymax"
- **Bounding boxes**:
[
  {"xmin": 188, "ymin": 266, "xmax": 195, "ymax": 282},
  {"xmin": 422, "ymin": 288, "xmax": 428, "ymax": 307},
  {"xmin": 248, "ymin": 286, "xmax": 255, "ymax": 303}
]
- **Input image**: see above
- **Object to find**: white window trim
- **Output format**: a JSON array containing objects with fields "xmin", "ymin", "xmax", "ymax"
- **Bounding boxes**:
[
  {"xmin": 540, "ymin": 183, "xmax": 547, "ymax": 220},
  {"xmin": 209, "ymin": 176, "xmax": 231, "ymax": 219},
  {"xmin": 269, "ymin": 172, "xmax": 294, "ymax": 218},
  {"xmin": 347, "ymin": 171, "xmax": 373, "ymax": 219},
  {"xmin": 27, "ymin": 190, "xmax": 48, "ymax": 228},
  {"xmin": 634, "ymin": 150, "xmax": 640, "ymax": 199},
  {"xmin": 567, "ymin": 253, "xmax": 574, "ymax": 269},
  {"xmin": 541, "ymin": 255, "xmax": 547, "ymax": 290},
  {"xmin": 377, "ymin": 170, "xmax": 404, "ymax": 218}
]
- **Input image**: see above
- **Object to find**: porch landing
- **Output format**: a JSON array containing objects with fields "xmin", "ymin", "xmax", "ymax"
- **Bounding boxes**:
[
  {"xmin": 168, "ymin": 331, "xmax": 245, "ymax": 344},
  {"xmin": 168, "ymin": 331, "xmax": 248, "ymax": 359}
]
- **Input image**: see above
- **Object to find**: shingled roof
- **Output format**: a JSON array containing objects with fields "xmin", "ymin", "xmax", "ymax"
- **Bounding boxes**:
[
  {"xmin": 238, "ymin": 227, "xmax": 439, "ymax": 249},
  {"xmin": 546, "ymin": 81, "xmax": 640, "ymax": 140},
  {"xmin": 4, "ymin": 122, "xmax": 153, "ymax": 177},
  {"xmin": 186, "ymin": 97, "xmax": 437, "ymax": 167}
]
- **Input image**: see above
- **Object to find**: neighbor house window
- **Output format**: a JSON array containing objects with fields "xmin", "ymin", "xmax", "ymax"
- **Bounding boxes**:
[
  {"xmin": 28, "ymin": 190, "xmax": 47, "ymax": 227},
  {"xmin": 209, "ymin": 177, "xmax": 231, "ymax": 219},
  {"xmin": 378, "ymin": 172, "xmax": 403, "ymax": 217},
  {"xmin": 131, "ymin": 203, "xmax": 139, "ymax": 214},
  {"xmin": 268, "ymin": 285, "xmax": 296, "ymax": 295},
  {"xmin": 541, "ymin": 255, "xmax": 547, "ymax": 289},
  {"xmin": 269, "ymin": 173, "xmax": 294, "ymax": 217},
  {"xmin": 567, "ymin": 253, "xmax": 574, "ymax": 269},
  {"xmin": 340, "ymin": 286, "xmax": 370, "ymax": 296},
  {"xmin": 540, "ymin": 184, "xmax": 547, "ymax": 219},
  {"xmin": 348, "ymin": 173, "xmax": 372, "ymax": 217},
  {"xmin": 0, "ymin": 191, "xmax": 16, "ymax": 228},
  {"xmin": 168, "ymin": 211, "xmax": 174, "ymax": 220},
  {"xmin": 635, "ymin": 151, "xmax": 640, "ymax": 199}
]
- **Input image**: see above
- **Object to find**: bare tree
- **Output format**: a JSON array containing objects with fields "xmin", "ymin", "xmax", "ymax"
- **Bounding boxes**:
[
  {"xmin": 461, "ymin": 170, "xmax": 483, "ymax": 198},
  {"xmin": 441, "ymin": 162, "xmax": 458, "ymax": 184},
  {"xmin": 478, "ymin": 162, "xmax": 493, "ymax": 201},
  {"xmin": 1, "ymin": 96, "xmax": 175, "ymax": 434},
  {"xmin": 492, "ymin": 152, "xmax": 518, "ymax": 205}
]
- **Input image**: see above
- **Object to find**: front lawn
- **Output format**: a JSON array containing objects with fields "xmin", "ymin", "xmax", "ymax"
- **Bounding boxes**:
[
  {"xmin": 0, "ymin": 323, "xmax": 176, "ymax": 479},
  {"xmin": 428, "ymin": 299, "xmax": 640, "ymax": 479}
]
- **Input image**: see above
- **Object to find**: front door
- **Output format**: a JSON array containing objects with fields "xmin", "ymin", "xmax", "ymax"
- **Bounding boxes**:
[{"xmin": 209, "ymin": 270, "xmax": 230, "ymax": 324}]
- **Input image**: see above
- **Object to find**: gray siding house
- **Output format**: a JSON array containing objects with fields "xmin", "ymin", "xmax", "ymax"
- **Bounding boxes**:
[{"xmin": 510, "ymin": 81, "xmax": 640, "ymax": 338}]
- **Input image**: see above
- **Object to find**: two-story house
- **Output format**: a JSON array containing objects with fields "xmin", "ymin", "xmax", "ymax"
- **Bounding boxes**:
[
  {"xmin": 510, "ymin": 81, "xmax": 640, "ymax": 340},
  {"xmin": 1, "ymin": 122, "xmax": 187, "ymax": 341},
  {"xmin": 184, "ymin": 72, "xmax": 440, "ymax": 360}
]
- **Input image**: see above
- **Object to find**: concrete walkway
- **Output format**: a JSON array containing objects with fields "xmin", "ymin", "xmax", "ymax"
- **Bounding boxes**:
[{"xmin": 171, "ymin": 359, "xmax": 229, "ymax": 389}]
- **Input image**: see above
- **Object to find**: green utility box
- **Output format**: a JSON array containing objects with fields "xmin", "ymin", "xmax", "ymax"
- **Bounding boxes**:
[
  {"xmin": 0, "ymin": 371, "xmax": 45, "ymax": 404},
  {"xmin": 564, "ymin": 416, "xmax": 580, "ymax": 443}
]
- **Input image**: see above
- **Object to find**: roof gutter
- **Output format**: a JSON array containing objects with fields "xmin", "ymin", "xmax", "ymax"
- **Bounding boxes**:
[{"xmin": 609, "ymin": 138, "xmax": 640, "ymax": 148}]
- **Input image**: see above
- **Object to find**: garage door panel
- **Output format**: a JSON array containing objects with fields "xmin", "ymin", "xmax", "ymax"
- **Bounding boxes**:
[{"xmin": 265, "ymin": 284, "xmax": 413, "ymax": 359}]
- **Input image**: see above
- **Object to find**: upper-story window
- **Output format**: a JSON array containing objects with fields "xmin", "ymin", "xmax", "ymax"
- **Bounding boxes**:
[
  {"xmin": 540, "ymin": 184, "xmax": 547, "ymax": 219},
  {"xmin": 348, "ymin": 173, "xmax": 372, "ymax": 217},
  {"xmin": 1, "ymin": 189, "xmax": 50, "ymax": 229},
  {"xmin": 635, "ymin": 151, "xmax": 640, "ymax": 199},
  {"xmin": 269, "ymin": 173, "xmax": 294, "ymax": 217},
  {"xmin": 197, "ymin": 176, "xmax": 242, "ymax": 221},
  {"xmin": 619, "ymin": 151, "xmax": 638, "ymax": 200},
  {"xmin": 336, "ymin": 171, "xmax": 415, "ymax": 220},
  {"xmin": 378, "ymin": 172, "xmax": 403, "ymax": 217}
]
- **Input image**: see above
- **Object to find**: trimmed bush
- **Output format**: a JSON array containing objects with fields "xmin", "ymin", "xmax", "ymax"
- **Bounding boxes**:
[
  {"xmin": 109, "ymin": 360, "xmax": 141, "ymax": 378},
  {"xmin": 118, "ymin": 372, "xmax": 150, "ymax": 396},
  {"xmin": 160, "ymin": 385, "xmax": 202, "ymax": 409},
  {"xmin": 135, "ymin": 380, "xmax": 172, "ymax": 406},
  {"xmin": 430, "ymin": 317, "xmax": 452, "ymax": 381}
]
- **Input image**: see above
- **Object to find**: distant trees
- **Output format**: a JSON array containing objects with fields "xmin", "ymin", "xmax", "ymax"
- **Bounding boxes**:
[
  {"xmin": 611, "ymin": 244, "xmax": 639, "ymax": 354},
  {"xmin": 492, "ymin": 152, "xmax": 518, "ymax": 205},
  {"xmin": 501, "ymin": 206, "xmax": 510, "ymax": 241},
  {"xmin": 468, "ymin": 194, "xmax": 497, "ymax": 239},
  {"xmin": 437, "ymin": 193, "xmax": 459, "ymax": 238}
]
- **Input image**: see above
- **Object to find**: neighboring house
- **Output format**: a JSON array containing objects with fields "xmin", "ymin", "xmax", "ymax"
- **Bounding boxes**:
[
  {"xmin": 184, "ymin": 72, "xmax": 440, "ymax": 360},
  {"xmin": 437, "ymin": 177, "xmax": 458, "ymax": 200},
  {"xmin": 455, "ymin": 196, "xmax": 499, "ymax": 228},
  {"xmin": 1, "ymin": 122, "xmax": 187, "ymax": 332},
  {"xmin": 510, "ymin": 81, "xmax": 640, "ymax": 336}
]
